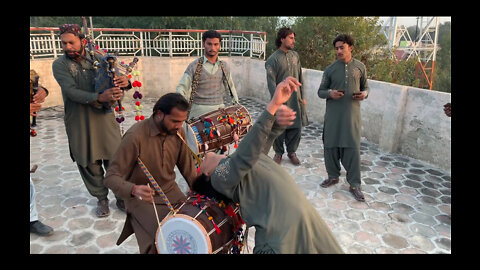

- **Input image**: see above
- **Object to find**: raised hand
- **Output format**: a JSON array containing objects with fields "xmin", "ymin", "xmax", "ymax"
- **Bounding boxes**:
[{"xmin": 275, "ymin": 104, "xmax": 296, "ymax": 126}]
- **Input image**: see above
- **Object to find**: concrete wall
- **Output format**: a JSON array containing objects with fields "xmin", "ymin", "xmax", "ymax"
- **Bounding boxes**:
[{"xmin": 30, "ymin": 56, "xmax": 451, "ymax": 171}]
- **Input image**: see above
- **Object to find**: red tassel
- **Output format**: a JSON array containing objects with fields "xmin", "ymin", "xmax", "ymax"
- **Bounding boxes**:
[
  {"xmin": 212, "ymin": 220, "xmax": 221, "ymax": 234},
  {"xmin": 225, "ymin": 206, "xmax": 235, "ymax": 217}
]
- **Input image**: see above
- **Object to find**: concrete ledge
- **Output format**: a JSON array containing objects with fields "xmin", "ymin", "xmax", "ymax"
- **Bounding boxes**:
[{"xmin": 30, "ymin": 56, "xmax": 451, "ymax": 171}]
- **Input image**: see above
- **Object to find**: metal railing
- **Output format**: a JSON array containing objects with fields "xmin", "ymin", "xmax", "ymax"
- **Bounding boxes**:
[{"xmin": 30, "ymin": 27, "xmax": 267, "ymax": 60}]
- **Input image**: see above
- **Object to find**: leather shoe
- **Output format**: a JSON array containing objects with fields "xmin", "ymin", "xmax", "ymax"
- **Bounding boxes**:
[
  {"xmin": 273, "ymin": 153, "xmax": 282, "ymax": 164},
  {"xmin": 116, "ymin": 199, "xmax": 126, "ymax": 212},
  {"xmin": 30, "ymin": 220, "xmax": 54, "ymax": 236},
  {"xmin": 96, "ymin": 199, "xmax": 110, "ymax": 217},
  {"xmin": 287, "ymin": 153, "xmax": 301, "ymax": 166},
  {"xmin": 320, "ymin": 177, "xmax": 339, "ymax": 188},
  {"xmin": 349, "ymin": 187, "xmax": 366, "ymax": 202}
]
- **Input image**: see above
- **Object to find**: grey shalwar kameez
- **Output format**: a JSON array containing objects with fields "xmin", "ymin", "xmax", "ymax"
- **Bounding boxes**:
[{"xmin": 317, "ymin": 58, "xmax": 369, "ymax": 188}]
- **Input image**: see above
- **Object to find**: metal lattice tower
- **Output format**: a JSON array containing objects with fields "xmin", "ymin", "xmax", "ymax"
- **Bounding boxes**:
[{"xmin": 382, "ymin": 17, "xmax": 440, "ymax": 90}]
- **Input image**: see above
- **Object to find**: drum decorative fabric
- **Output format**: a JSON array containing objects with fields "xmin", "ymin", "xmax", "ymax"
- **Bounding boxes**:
[
  {"xmin": 185, "ymin": 105, "xmax": 252, "ymax": 155},
  {"xmin": 156, "ymin": 195, "xmax": 246, "ymax": 254}
]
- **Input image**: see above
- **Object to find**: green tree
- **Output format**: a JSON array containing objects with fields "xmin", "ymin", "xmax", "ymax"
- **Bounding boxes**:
[
  {"xmin": 291, "ymin": 17, "xmax": 386, "ymax": 70},
  {"xmin": 291, "ymin": 17, "xmax": 423, "ymax": 87},
  {"xmin": 432, "ymin": 22, "xmax": 451, "ymax": 92},
  {"xmin": 368, "ymin": 48, "xmax": 420, "ymax": 87}
]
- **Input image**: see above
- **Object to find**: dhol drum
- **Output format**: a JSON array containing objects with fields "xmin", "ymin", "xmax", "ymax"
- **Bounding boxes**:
[
  {"xmin": 183, "ymin": 105, "xmax": 252, "ymax": 155},
  {"xmin": 155, "ymin": 195, "xmax": 243, "ymax": 254}
]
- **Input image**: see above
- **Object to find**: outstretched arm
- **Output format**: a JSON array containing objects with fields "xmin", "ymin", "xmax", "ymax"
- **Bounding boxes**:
[
  {"xmin": 234, "ymin": 76, "xmax": 301, "ymax": 171},
  {"xmin": 209, "ymin": 77, "xmax": 301, "ymax": 198}
]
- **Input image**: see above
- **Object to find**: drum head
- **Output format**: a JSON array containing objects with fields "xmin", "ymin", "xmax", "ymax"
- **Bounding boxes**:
[
  {"xmin": 156, "ymin": 214, "xmax": 211, "ymax": 254},
  {"xmin": 183, "ymin": 122, "xmax": 199, "ymax": 155}
]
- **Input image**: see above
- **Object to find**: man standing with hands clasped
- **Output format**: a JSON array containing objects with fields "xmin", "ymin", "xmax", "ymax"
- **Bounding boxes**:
[
  {"xmin": 317, "ymin": 34, "xmax": 369, "ymax": 202},
  {"xmin": 263, "ymin": 27, "xmax": 308, "ymax": 166}
]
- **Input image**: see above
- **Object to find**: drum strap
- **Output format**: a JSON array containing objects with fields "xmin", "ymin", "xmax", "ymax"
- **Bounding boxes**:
[
  {"xmin": 187, "ymin": 57, "xmax": 204, "ymax": 122},
  {"xmin": 176, "ymin": 131, "xmax": 202, "ymax": 166},
  {"xmin": 219, "ymin": 60, "xmax": 237, "ymax": 105},
  {"xmin": 137, "ymin": 157, "xmax": 175, "ymax": 212}
]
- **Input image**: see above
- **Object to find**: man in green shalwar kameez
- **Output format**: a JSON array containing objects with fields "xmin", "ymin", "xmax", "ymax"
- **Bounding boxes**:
[
  {"xmin": 317, "ymin": 34, "xmax": 369, "ymax": 202},
  {"xmin": 52, "ymin": 24, "xmax": 131, "ymax": 217},
  {"xmin": 263, "ymin": 27, "xmax": 308, "ymax": 165},
  {"xmin": 192, "ymin": 76, "xmax": 343, "ymax": 254}
]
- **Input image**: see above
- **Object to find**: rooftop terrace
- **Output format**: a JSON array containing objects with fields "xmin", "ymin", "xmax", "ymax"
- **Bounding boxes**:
[
  {"xmin": 30, "ymin": 97, "xmax": 451, "ymax": 254},
  {"xmin": 29, "ymin": 27, "xmax": 451, "ymax": 253}
]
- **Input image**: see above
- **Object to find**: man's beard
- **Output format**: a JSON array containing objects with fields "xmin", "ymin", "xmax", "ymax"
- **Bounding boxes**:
[
  {"xmin": 65, "ymin": 44, "xmax": 85, "ymax": 60},
  {"xmin": 159, "ymin": 117, "xmax": 177, "ymax": 135}
]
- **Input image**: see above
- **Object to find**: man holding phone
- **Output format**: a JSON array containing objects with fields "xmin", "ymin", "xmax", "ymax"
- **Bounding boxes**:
[{"xmin": 317, "ymin": 34, "xmax": 369, "ymax": 202}]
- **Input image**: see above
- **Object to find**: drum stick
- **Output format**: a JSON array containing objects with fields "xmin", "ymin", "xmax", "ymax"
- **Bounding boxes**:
[{"xmin": 149, "ymin": 183, "xmax": 167, "ymax": 251}]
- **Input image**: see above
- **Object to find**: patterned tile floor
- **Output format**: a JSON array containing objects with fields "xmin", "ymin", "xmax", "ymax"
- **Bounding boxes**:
[{"xmin": 29, "ymin": 97, "xmax": 451, "ymax": 254}]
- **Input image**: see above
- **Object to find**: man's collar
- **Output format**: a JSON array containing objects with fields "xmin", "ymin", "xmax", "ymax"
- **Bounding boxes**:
[
  {"xmin": 204, "ymin": 55, "xmax": 220, "ymax": 65},
  {"xmin": 147, "ymin": 115, "xmax": 162, "ymax": 137}
]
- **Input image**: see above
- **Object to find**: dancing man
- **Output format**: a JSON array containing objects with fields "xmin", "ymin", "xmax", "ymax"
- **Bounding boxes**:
[{"xmin": 192, "ymin": 76, "xmax": 343, "ymax": 254}]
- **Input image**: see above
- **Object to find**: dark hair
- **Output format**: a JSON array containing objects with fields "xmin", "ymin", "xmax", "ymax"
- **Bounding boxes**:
[
  {"xmin": 275, "ymin": 27, "xmax": 295, "ymax": 48},
  {"xmin": 59, "ymin": 24, "xmax": 85, "ymax": 39},
  {"xmin": 333, "ymin": 34, "xmax": 354, "ymax": 47},
  {"xmin": 202, "ymin": 30, "xmax": 222, "ymax": 43},
  {"xmin": 152, "ymin": 93, "xmax": 189, "ymax": 115},
  {"xmin": 192, "ymin": 174, "xmax": 233, "ymax": 204}
]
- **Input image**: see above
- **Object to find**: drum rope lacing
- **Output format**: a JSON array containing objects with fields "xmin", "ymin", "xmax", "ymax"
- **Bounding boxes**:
[{"xmin": 191, "ymin": 194, "xmax": 247, "ymax": 254}]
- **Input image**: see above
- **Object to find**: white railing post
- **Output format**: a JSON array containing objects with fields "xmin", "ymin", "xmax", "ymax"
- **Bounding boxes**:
[
  {"xmin": 249, "ymin": 33, "xmax": 253, "ymax": 58},
  {"xmin": 51, "ymin": 30, "xmax": 57, "ymax": 58},
  {"xmin": 140, "ymin": 31, "xmax": 145, "ymax": 56},
  {"xmin": 168, "ymin": 32, "xmax": 173, "ymax": 57}
]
